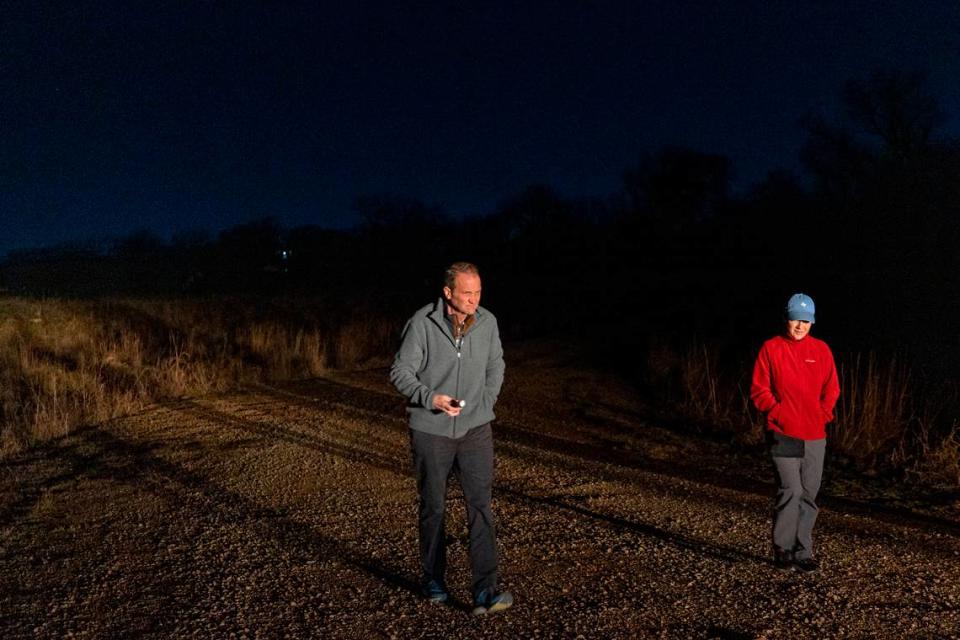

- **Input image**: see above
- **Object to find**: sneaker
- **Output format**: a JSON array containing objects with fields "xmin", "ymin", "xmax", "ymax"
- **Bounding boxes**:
[
  {"xmin": 794, "ymin": 557, "xmax": 820, "ymax": 574},
  {"xmin": 773, "ymin": 549, "xmax": 794, "ymax": 572},
  {"xmin": 422, "ymin": 580, "xmax": 449, "ymax": 603},
  {"xmin": 472, "ymin": 590, "xmax": 513, "ymax": 616},
  {"xmin": 773, "ymin": 549, "xmax": 794, "ymax": 571}
]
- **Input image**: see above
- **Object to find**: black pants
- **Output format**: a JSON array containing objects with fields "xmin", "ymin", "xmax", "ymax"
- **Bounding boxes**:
[{"xmin": 410, "ymin": 423, "xmax": 498, "ymax": 600}]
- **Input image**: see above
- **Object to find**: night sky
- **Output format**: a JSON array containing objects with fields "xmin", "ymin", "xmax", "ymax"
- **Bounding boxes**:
[{"xmin": 3, "ymin": 0, "xmax": 960, "ymax": 257}]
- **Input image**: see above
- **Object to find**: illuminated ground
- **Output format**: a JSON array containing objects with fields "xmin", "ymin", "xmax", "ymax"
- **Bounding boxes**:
[{"xmin": 2, "ymin": 344, "xmax": 958, "ymax": 639}]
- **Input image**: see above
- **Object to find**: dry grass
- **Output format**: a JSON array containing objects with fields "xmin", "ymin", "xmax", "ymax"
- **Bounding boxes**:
[
  {"xmin": 673, "ymin": 341, "xmax": 764, "ymax": 444},
  {"xmin": 664, "ymin": 339, "xmax": 958, "ymax": 485},
  {"xmin": 912, "ymin": 423, "xmax": 960, "ymax": 487},
  {"xmin": 891, "ymin": 386, "xmax": 960, "ymax": 487},
  {"xmin": 831, "ymin": 353, "xmax": 913, "ymax": 466},
  {"xmin": 679, "ymin": 342, "xmax": 724, "ymax": 423},
  {"xmin": 0, "ymin": 297, "xmax": 401, "ymax": 454}
]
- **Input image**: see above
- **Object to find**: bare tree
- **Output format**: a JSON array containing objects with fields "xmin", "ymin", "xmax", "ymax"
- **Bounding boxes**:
[{"xmin": 842, "ymin": 70, "xmax": 945, "ymax": 159}]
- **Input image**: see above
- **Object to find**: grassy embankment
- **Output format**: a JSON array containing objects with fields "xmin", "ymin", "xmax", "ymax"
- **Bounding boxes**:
[{"xmin": 0, "ymin": 298, "xmax": 398, "ymax": 454}]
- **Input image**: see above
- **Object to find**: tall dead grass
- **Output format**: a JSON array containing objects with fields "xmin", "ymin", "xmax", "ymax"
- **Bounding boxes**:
[
  {"xmin": 661, "ymin": 341, "xmax": 764, "ymax": 445},
  {"xmin": 909, "ymin": 423, "xmax": 960, "ymax": 487},
  {"xmin": 891, "ymin": 386, "xmax": 960, "ymax": 488},
  {"xmin": 664, "ymin": 339, "xmax": 959, "ymax": 486},
  {"xmin": 831, "ymin": 353, "xmax": 912, "ymax": 466},
  {"xmin": 0, "ymin": 297, "xmax": 401, "ymax": 454}
]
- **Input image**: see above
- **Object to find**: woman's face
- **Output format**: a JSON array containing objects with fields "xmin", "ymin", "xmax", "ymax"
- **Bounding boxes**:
[{"xmin": 786, "ymin": 319, "xmax": 811, "ymax": 341}]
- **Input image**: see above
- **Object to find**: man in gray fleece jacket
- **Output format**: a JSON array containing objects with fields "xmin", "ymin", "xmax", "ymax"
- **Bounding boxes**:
[{"xmin": 389, "ymin": 261, "xmax": 512, "ymax": 615}]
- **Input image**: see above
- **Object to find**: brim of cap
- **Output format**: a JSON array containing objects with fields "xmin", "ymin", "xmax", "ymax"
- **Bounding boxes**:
[{"xmin": 787, "ymin": 312, "xmax": 815, "ymax": 323}]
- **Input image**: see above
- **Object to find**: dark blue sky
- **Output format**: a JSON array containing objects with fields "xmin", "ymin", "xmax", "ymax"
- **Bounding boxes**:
[{"xmin": 3, "ymin": 0, "xmax": 959, "ymax": 256}]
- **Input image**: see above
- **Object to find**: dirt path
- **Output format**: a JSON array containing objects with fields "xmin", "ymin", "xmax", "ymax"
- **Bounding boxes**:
[{"xmin": 2, "ymin": 347, "xmax": 959, "ymax": 639}]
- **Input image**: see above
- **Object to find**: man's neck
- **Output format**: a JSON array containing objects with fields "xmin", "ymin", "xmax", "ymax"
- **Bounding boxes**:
[{"xmin": 446, "ymin": 305, "xmax": 468, "ymax": 324}]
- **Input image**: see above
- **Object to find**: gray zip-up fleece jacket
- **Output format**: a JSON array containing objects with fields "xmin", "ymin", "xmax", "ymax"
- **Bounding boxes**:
[{"xmin": 389, "ymin": 298, "xmax": 505, "ymax": 438}]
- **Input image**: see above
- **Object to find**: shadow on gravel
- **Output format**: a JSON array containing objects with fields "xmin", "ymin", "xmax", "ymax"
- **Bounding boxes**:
[
  {"xmin": 705, "ymin": 626, "xmax": 756, "ymax": 640},
  {"xmin": 200, "ymin": 388, "xmax": 783, "ymax": 570},
  {"xmin": 1, "ymin": 425, "xmax": 424, "ymax": 609},
  {"xmin": 497, "ymin": 487, "xmax": 766, "ymax": 565},
  {"xmin": 266, "ymin": 378, "xmax": 960, "ymax": 539},
  {"xmin": 0, "ymin": 436, "xmax": 166, "ymax": 529},
  {"xmin": 172, "ymin": 392, "xmax": 776, "ymax": 568},
  {"xmin": 253, "ymin": 380, "xmax": 408, "ymax": 426},
  {"xmin": 174, "ymin": 399, "xmax": 409, "ymax": 477}
]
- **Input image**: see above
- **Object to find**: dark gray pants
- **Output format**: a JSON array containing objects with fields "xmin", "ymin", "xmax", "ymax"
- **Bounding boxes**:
[
  {"xmin": 772, "ymin": 438, "xmax": 826, "ymax": 561},
  {"xmin": 410, "ymin": 423, "xmax": 498, "ymax": 600}
]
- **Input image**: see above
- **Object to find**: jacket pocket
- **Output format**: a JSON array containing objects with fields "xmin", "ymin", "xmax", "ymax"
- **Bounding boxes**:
[
  {"xmin": 820, "ymin": 406, "xmax": 834, "ymax": 424},
  {"xmin": 769, "ymin": 403, "xmax": 782, "ymax": 424}
]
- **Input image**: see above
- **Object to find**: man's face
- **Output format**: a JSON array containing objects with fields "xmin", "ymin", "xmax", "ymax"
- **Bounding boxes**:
[
  {"xmin": 786, "ymin": 319, "xmax": 811, "ymax": 341},
  {"xmin": 444, "ymin": 272, "xmax": 481, "ymax": 316}
]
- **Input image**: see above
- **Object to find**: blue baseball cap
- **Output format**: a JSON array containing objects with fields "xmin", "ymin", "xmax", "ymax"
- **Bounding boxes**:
[{"xmin": 786, "ymin": 293, "xmax": 816, "ymax": 323}]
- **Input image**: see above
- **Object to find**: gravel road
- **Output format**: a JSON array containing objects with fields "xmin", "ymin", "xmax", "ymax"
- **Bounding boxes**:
[{"xmin": 2, "ymin": 345, "xmax": 959, "ymax": 639}]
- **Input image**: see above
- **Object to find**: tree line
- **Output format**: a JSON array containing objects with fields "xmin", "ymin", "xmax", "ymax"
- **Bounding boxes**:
[{"xmin": 3, "ymin": 70, "xmax": 958, "ymax": 378}]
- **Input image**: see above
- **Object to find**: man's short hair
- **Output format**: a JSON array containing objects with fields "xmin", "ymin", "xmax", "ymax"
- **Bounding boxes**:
[{"xmin": 444, "ymin": 262, "xmax": 480, "ymax": 290}]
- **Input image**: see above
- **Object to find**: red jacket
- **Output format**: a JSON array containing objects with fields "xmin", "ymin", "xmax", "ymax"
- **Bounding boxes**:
[{"xmin": 751, "ymin": 334, "xmax": 840, "ymax": 440}]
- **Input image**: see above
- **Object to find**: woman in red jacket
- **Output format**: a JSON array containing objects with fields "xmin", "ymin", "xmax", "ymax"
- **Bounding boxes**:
[{"xmin": 751, "ymin": 293, "xmax": 840, "ymax": 573}]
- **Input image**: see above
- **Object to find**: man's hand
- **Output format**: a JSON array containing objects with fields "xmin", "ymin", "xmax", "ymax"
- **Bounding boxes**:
[{"xmin": 432, "ymin": 394, "xmax": 463, "ymax": 416}]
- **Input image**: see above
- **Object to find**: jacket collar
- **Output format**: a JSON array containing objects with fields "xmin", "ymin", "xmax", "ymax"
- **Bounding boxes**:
[{"xmin": 428, "ymin": 297, "xmax": 484, "ymax": 338}]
